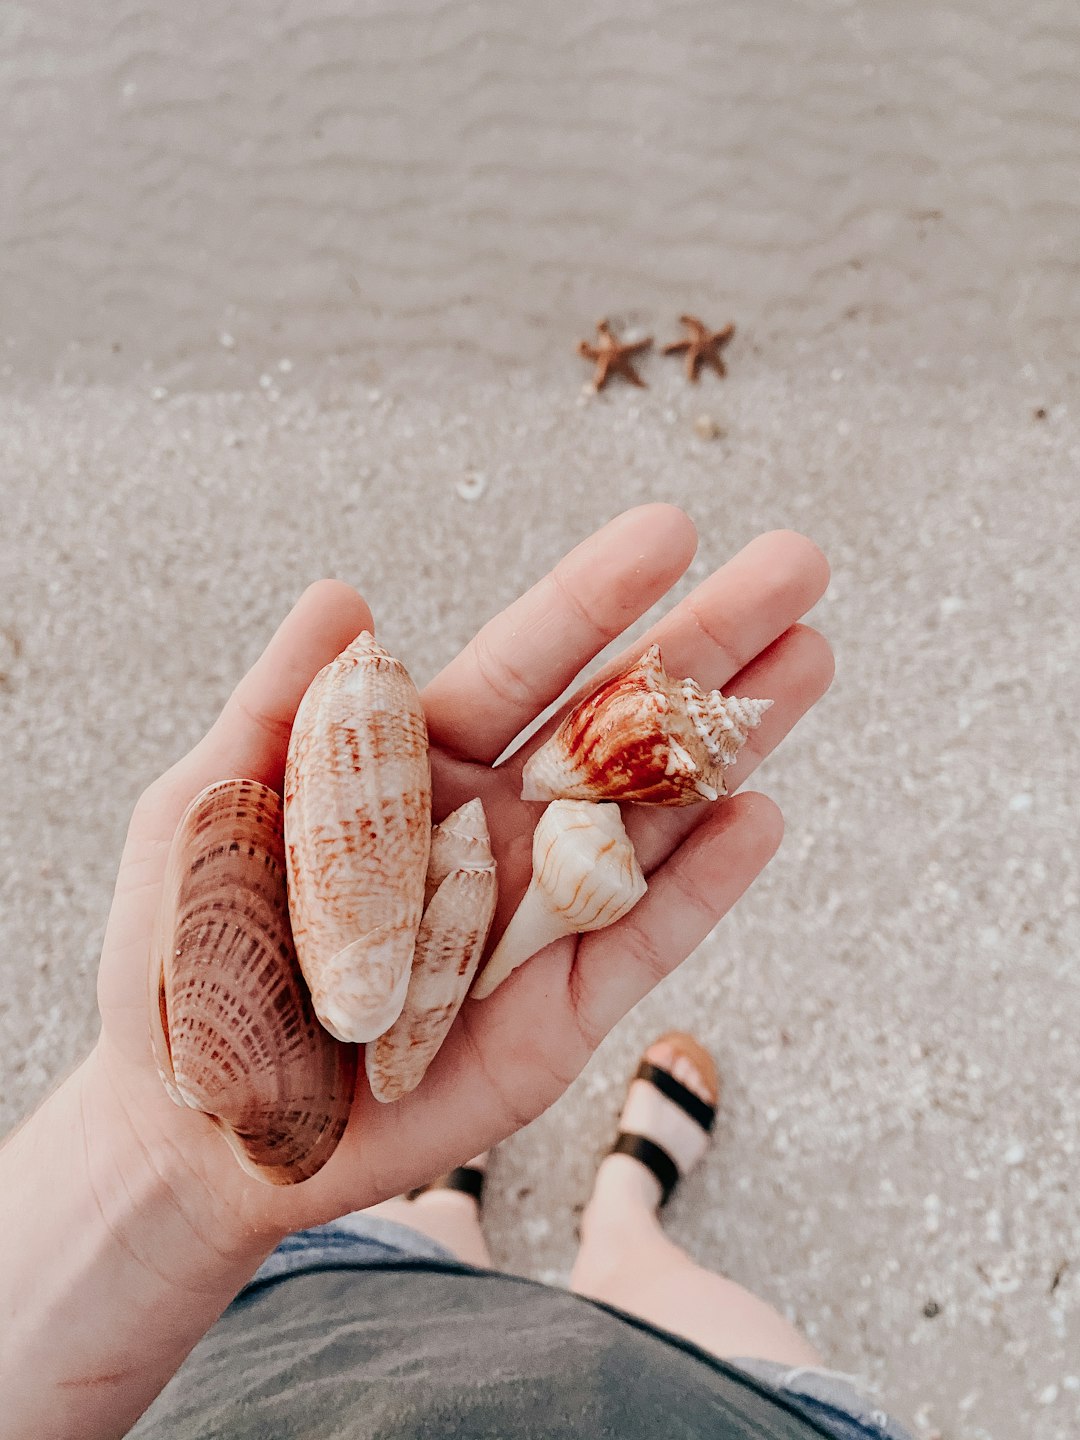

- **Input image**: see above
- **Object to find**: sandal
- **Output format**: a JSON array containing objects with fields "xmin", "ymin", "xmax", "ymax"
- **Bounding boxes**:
[
  {"xmin": 408, "ymin": 1157, "xmax": 487, "ymax": 1207},
  {"xmin": 607, "ymin": 1032, "xmax": 719, "ymax": 1208}
]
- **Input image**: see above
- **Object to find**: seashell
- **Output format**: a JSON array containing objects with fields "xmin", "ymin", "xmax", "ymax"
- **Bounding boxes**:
[
  {"xmin": 423, "ymin": 796, "xmax": 495, "ymax": 908},
  {"xmin": 471, "ymin": 799, "xmax": 646, "ymax": 1000},
  {"xmin": 367, "ymin": 799, "xmax": 498, "ymax": 1103},
  {"xmin": 520, "ymin": 643, "xmax": 772, "ymax": 807},
  {"xmin": 149, "ymin": 779, "xmax": 356, "ymax": 1186},
  {"xmin": 284, "ymin": 631, "xmax": 431, "ymax": 1043}
]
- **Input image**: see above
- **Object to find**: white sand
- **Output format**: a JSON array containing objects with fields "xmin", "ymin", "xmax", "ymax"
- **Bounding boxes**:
[
  {"xmin": 2, "ymin": 0, "xmax": 1080, "ymax": 1433},
  {"xmin": 1, "ymin": 347, "xmax": 1077, "ymax": 1438}
]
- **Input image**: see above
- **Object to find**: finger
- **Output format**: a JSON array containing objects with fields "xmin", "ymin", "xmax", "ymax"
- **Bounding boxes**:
[
  {"xmin": 569, "ymin": 792, "xmax": 784, "ymax": 1047},
  {"xmin": 627, "ymin": 622, "xmax": 834, "ymax": 873},
  {"xmin": 422, "ymin": 504, "xmax": 698, "ymax": 763},
  {"xmin": 135, "ymin": 580, "xmax": 372, "ymax": 836},
  {"xmin": 636, "ymin": 528, "xmax": 829, "ymax": 683},
  {"xmin": 512, "ymin": 529, "xmax": 829, "ymax": 768}
]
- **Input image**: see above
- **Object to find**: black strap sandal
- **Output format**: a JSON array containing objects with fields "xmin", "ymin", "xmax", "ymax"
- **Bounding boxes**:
[
  {"xmin": 608, "ymin": 1037, "xmax": 719, "ymax": 1208},
  {"xmin": 408, "ymin": 1165, "xmax": 486, "ymax": 1206}
]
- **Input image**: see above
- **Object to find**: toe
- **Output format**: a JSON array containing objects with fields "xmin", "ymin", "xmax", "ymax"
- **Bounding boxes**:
[
  {"xmin": 643, "ymin": 1036, "xmax": 716, "ymax": 1106},
  {"xmin": 643, "ymin": 1039, "xmax": 678, "ymax": 1074},
  {"xmin": 671, "ymin": 1052, "xmax": 709, "ymax": 1102}
]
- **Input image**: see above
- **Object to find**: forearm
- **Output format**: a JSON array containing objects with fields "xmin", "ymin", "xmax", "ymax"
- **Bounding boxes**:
[{"xmin": 0, "ymin": 1050, "xmax": 278, "ymax": 1440}]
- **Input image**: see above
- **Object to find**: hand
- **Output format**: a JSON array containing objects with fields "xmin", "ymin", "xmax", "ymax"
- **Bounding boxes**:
[{"xmin": 93, "ymin": 505, "xmax": 832, "ymax": 1247}]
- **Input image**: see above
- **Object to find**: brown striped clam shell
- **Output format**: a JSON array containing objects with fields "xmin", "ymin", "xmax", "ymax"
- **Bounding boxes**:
[{"xmin": 150, "ymin": 778, "xmax": 356, "ymax": 1186}]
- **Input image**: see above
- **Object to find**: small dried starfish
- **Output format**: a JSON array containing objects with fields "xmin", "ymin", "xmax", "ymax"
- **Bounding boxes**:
[
  {"xmin": 577, "ymin": 319, "xmax": 653, "ymax": 391},
  {"xmin": 663, "ymin": 314, "xmax": 735, "ymax": 382}
]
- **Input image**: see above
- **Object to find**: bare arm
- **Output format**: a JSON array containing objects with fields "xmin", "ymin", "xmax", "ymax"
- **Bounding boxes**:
[{"xmin": 0, "ymin": 1051, "xmax": 273, "ymax": 1439}]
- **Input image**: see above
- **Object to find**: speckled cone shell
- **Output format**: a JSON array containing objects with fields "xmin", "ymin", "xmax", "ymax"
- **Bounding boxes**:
[
  {"xmin": 471, "ymin": 799, "xmax": 646, "ymax": 1000},
  {"xmin": 149, "ymin": 779, "xmax": 356, "ymax": 1186},
  {"xmin": 285, "ymin": 632, "xmax": 431, "ymax": 1043},
  {"xmin": 520, "ymin": 643, "xmax": 772, "ymax": 806},
  {"xmin": 367, "ymin": 799, "xmax": 498, "ymax": 1103}
]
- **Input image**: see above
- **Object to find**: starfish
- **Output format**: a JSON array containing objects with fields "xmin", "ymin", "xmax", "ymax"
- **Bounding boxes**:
[
  {"xmin": 577, "ymin": 319, "xmax": 652, "ymax": 391},
  {"xmin": 663, "ymin": 314, "xmax": 735, "ymax": 382}
]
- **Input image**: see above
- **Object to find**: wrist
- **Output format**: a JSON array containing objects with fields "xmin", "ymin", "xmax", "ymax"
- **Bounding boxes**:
[
  {"xmin": 0, "ymin": 1049, "xmax": 282, "ymax": 1440},
  {"xmin": 80, "ymin": 1040, "xmax": 288, "ymax": 1277}
]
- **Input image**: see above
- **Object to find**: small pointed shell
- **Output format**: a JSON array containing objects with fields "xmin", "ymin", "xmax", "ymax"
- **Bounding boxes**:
[
  {"xmin": 367, "ymin": 800, "xmax": 498, "ymax": 1103},
  {"xmin": 150, "ymin": 779, "xmax": 356, "ymax": 1186},
  {"xmin": 424, "ymin": 796, "xmax": 496, "ymax": 907},
  {"xmin": 471, "ymin": 799, "xmax": 645, "ymax": 1000},
  {"xmin": 284, "ymin": 632, "xmax": 432, "ymax": 1043},
  {"xmin": 520, "ymin": 643, "xmax": 772, "ymax": 807}
]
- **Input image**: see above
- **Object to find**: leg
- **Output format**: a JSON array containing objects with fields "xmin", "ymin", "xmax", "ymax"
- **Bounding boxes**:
[
  {"xmin": 570, "ymin": 1041, "xmax": 820, "ymax": 1367},
  {"xmin": 362, "ymin": 1153, "xmax": 493, "ymax": 1269}
]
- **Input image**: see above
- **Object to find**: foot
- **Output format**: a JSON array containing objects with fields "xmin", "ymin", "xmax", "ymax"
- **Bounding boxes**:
[
  {"xmin": 410, "ymin": 1151, "xmax": 489, "ymax": 1212},
  {"xmin": 581, "ymin": 1036, "xmax": 718, "ymax": 1239},
  {"xmin": 392, "ymin": 1152, "xmax": 492, "ymax": 1268}
]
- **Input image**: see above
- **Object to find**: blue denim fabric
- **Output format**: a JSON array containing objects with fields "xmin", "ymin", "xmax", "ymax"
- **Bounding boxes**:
[
  {"xmin": 237, "ymin": 1213, "xmax": 458, "ymax": 1296},
  {"xmin": 239, "ymin": 1216, "xmax": 914, "ymax": 1440},
  {"xmin": 732, "ymin": 1359, "xmax": 916, "ymax": 1440}
]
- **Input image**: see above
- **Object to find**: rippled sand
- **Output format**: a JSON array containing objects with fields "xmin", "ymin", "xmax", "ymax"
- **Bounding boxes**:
[{"xmin": 3, "ymin": 0, "xmax": 1078, "ymax": 384}]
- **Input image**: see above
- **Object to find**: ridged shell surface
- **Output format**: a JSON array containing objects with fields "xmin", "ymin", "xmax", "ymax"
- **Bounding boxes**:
[
  {"xmin": 520, "ymin": 644, "xmax": 771, "ymax": 806},
  {"xmin": 149, "ymin": 778, "xmax": 356, "ymax": 1186},
  {"xmin": 471, "ymin": 799, "xmax": 646, "ymax": 999},
  {"xmin": 285, "ymin": 632, "xmax": 432, "ymax": 1043},
  {"xmin": 368, "ymin": 800, "xmax": 497, "ymax": 1103}
]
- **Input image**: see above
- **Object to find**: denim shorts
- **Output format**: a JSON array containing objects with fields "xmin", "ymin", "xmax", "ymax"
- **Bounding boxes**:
[{"xmin": 241, "ymin": 1217, "xmax": 914, "ymax": 1440}]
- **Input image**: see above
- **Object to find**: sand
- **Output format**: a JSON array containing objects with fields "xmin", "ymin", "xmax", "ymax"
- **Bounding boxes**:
[{"xmin": 2, "ymin": 2, "xmax": 1079, "ymax": 1437}]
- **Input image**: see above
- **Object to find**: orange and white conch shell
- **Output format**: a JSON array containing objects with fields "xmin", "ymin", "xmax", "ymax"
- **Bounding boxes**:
[
  {"xmin": 150, "ymin": 779, "xmax": 356, "ymax": 1186},
  {"xmin": 471, "ymin": 799, "xmax": 646, "ymax": 1000},
  {"xmin": 367, "ymin": 799, "xmax": 498, "ymax": 1103},
  {"xmin": 284, "ymin": 631, "xmax": 432, "ymax": 1043},
  {"xmin": 520, "ymin": 643, "xmax": 771, "ymax": 806}
]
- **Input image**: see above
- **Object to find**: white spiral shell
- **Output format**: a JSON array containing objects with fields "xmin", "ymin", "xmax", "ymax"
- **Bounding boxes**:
[{"xmin": 471, "ymin": 799, "xmax": 646, "ymax": 999}]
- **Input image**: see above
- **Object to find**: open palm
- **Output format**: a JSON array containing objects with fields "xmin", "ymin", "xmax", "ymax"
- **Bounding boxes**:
[{"xmin": 94, "ymin": 506, "xmax": 832, "ymax": 1244}]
